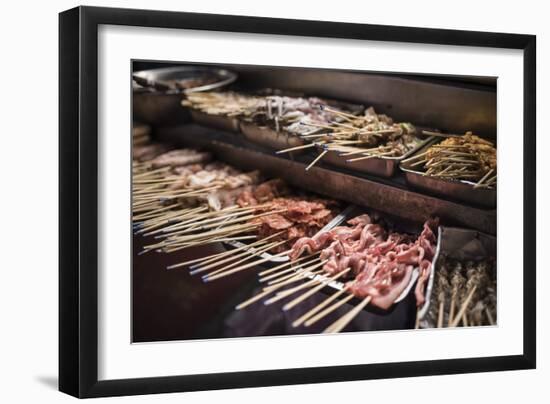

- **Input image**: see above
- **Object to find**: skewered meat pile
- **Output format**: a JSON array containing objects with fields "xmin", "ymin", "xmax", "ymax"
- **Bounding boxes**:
[
  {"xmin": 236, "ymin": 179, "xmax": 340, "ymax": 253},
  {"xmin": 133, "ymin": 142, "xmax": 173, "ymax": 162},
  {"xmin": 182, "ymin": 90, "xmax": 356, "ymax": 136},
  {"xmin": 149, "ymin": 148, "xmax": 213, "ymax": 168},
  {"xmin": 406, "ymin": 131, "xmax": 497, "ymax": 188},
  {"xmin": 249, "ymin": 95, "xmax": 353, "ymax": 135},
  {"xmin": 133, "ymin": 140, "xmax": 342, "ymax": 255},
  {"xmin": 288, "ymin": 214, "xmax": 438, "ymax": 309},
  {"xmin": 181, "ymin": 91, "xmax": 265, "ymax": 118},
  {"xmin": 313, "ymin": 107, "xmax": 422, "ymax": 158},
  {"xmin": 424, "ymin": 256, "xmax": 496, "ymax": 328}
]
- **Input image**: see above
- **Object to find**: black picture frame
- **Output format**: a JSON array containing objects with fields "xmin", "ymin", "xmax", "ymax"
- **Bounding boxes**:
[{"xmin": 59, "ymin": 5, "xmax": 536, "ymax": 398}]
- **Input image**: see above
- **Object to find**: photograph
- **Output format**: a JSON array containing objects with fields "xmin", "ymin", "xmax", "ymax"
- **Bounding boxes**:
[{"xmin": 131, "ymin": 61, "xmax": 497, "ymax": 342}]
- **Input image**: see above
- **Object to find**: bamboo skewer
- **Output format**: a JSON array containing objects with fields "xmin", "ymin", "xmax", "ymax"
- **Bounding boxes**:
[
  {"xmin": 203, "ymin": 250, "xmax": 290, "ymax": 282},
  {"xmin": 265, "ymin": 260, "xmax": 325, "ymax": 286},
  {"xmin": 346, "ymin": 151, "xmax": 395, "ymax": 162},
  {"xmin": 157, "ymin": 209, "xmax": 286, "ymax": 238},
  {"xmin": 421, "ymin": 130, "xmax": 461, "ymax": 138},
  {"xmin": 450, "ymin": 286, "xmax": 477, "ymax": 327},
  {"xmin": 264, "ymin": 268, "xmax": 324, "ymax": 290},
  {"xmin": 276, "ymin": 143, "xmax": 320, "ymax": 154},
  {"xmin": 258, "ymin": 256, "xmax": 320, "ymax": 283},
  {"xmin": 143, "ymin": 222, "xmax": 259, "ymax": 252},
  {"xmin": 263, "ymin": 270, "xmax": 329, "ymax": 305},
  {"xmin": 473, "ymin": 169, "xmax": 494, "ymax": 189},
  {"xmin": 198, "ymin": 240, "xmax": 286, "ymax": 278},
  {"xmin": 164, "ymin": 235, "xmax": 257, "ymax": 252},
  {"xmin": 437, "ymin": 297, "xmax": 445, "ymax": 328},
  {"xmin": 282, "ymin": 268, "xmax": 351, "ymax": 311},
  {"xmin": 263, "ymin": 259, "xmax": 327, "ymax": 288},
  {"xmin": 401, "ymin": 151, "xmax": 429, "ymax": 164},
  {"xmin": 324, "ymin": 296, "xmax": 372, "ymax": 333},
  {"xmin": 448, "ymin": 295, "xmax": 456, "ymax": 327},
  {"xmin": 235, "ymin": 260, "xmax": 321, "ymax": 310},
  {"xmin": 485, "ymin": 307, "xmax": 495, "ymax": 325},
  {"xmin": 304, "ymin": 293, "xmax": 354, "ymax": 327},
  {"xmin": 305, "ymin": 150, "xmax": 327, "ymax": 171},
  {"xmin": 188, "ymin": 240, "xmax": 276, "ymax": 275},
  {"xmin": 291, "ymin": 288, "xmax": 348, "ymax": 328},
  {"xmin": 257, "ymin": 253, "xmax": 320, "ymax": 277}
]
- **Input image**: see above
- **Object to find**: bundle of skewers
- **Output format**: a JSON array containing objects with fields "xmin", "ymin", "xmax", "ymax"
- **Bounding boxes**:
[
  {"xmin": 402, "ymin": 131, "xmax": 497, "ymax": 189},
  {"xmin": 277, "ymin": 107, "xmax": 424, "ymax": 170},
  {"xmin": 133, "ymin": 140, "xmax": 341, "ymax": 256},
  {"xmin": 181, "ymin": 91, "xmax": 266, "ymax": 118},
  {"xmin": 182, "ymin": 90, "xmax": 358, "ymax": 136},
  {"xmin": 244, "ymin": 95, "xmax": 355, "ymax": 135},
  {"xmin": 179, "ymin": 211, "xmax": 439, "ymax": 334},
  {"xmin": 422, "ymin": 256, "xmax": 496, "ymax": 328}
]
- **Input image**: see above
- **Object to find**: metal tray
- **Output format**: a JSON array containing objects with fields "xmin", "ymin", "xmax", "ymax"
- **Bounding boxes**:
[
  {"xmin": 291, "ymin": 206, "xmax": 441, "ymax": 307},
  {"xmin": 189, "ymin": 109, "xmax": 241, "ymax": 133},
  {"xmin": 223, "ymin": 205, "xmax": 357, "ymax": 263},
  {"xmin": 316, "ymin": 134, "xmax": 435, "ymax": 178},
  {"xmin": 400, "ymin": 142, "xmax": 496, "ymax": 208},
  {"xmin": 239, "ymin": 98, "xmax": 363, "ymax": 152},
  {"xmin": 239, "ymin": 121, "xmax": 312, "ymax": 152},
  {"xmin": 417, "ymin": 226, "xmax": 496, "ymax": 323}
]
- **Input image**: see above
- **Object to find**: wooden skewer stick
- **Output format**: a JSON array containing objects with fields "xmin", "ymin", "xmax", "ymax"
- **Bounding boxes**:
[
  {"xmin": 276, "ymin": 143, "xmax": 319, "ymax": 154},
  {"xmin": 235, "ymin": 288, "xmax": 275, "ymax": 310},
  {"xmin": 263, "ymin": 272, "xmax": 327, "ymax": 305},
  {"xmin": 138, "ymin": 207, "xmax": 208, "ymax": 234},
  {"xmin": 338, "ymin": 146, "xmax": 392, "ymax": 157},
  {"xmin": 321, "ymin": 105, "xmax": 362, "ymax": 121},
  {"xmin": 485, "ymin": 307, "xmax": 495, "ymax": 326},
  {"xmin": 195, "ymin": 240, "xmax": 284, "ymax": 276},
  {"xmin": 200, "ymin": 240, "xmax": 287, "ymax": 278},
  {"xmin": 437, "ymin": 296, "xmax": 445, "ymax": 328},
  {"xmin": 146, "ymin": 223, "xmax": 259, "ymax": 252},
  {"xmin": 291, "ymin": 288, "xmax": 348, "ymax": 328},
  {"xmin": 283, "ymin": 268, "xmax": 350, "ymax": 311},
  {"xmin": 203, "ymin": 250, "xmax": 290, "ymax": 282},
  {"xmin": 324, "ymin": 296, "xmax": 372, "ymax": 333},
  {"xmin": 164, "ymin": 235, "xmax": 257, "ymax": 252},
  {"xmin": 132, "ymin": 166, "xmax": 171, "ymax": 179},
  {"xmin": 159, "ymin": 209, "xmax": 286, "ymax": 237},
  {"xmin": 265, "ymin": 261, "xmax": 325, "ymax": 286},
  {"xmin": 188, "ymin": 241, "xmax": 274, "ymax": 275},
  {"xmin": 448, "ymin": 294, "xmax": 456, "ymax": 327},
  {"xmin": 162, "ymin": 222, "xmax": 258, "ymax": 244},
  {"xmin": 347, "ymin": 151, "xmax": 395, "ymax": 162},
  {"xmin": 305, "ymin": 150, "xmax": 327, "ymax": 171},
  {"xmin": 257, "ymin": 253, "xmax": 320, "ymax": 277},
  {"xmin": 133, "ymin": 203, "xmax": 187, "ymax": 220},
  {"xmin": 401, "ymin": 151, "xmax": 429, "ymax": 164},
  {"xmin": 304, "ymin": 294, "xmax": 354, "ymax": 327},
  {"xmin": 180, "ymin": 232, "xmax": 283, "ymax": 270},
  {"xmin": 422, "ymin": 130, "xmax": 462, "ymax": 138},
  {"xmin": 473, "ymin": 169, "xmax": 494, "ymax": 189},
  {"xmin": 258, "ymin": 256, "xmax": 320, "ymax": 283},
  {"xmin": 450, "ymin": 286, "xmax": 477, "ymax": 327},
  {"xmin": 235, "ymin": 263, "xmax": 322, "ymax": 310},
  {"xmin": 263, "ymin": 268, "xmax": 324, "ymax": 291},
  {"xmin": 263, "ymin": 259, "xmax": 327, "ymax": 288},
  {"xmin": 154, "ymin": 205, "xmax": 268, "ymax": 234}
]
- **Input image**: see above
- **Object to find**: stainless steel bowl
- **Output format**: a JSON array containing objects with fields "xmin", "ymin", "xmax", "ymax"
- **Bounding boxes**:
[{"xmin": 132, "ymin": 66, "xmax": 237, "ymax": 126}]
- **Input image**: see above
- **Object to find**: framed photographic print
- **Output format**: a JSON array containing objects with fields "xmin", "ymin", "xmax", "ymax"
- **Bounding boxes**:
[{"xmin": 59, "ymin": 6, "xmax": 536, "ymax": 398}]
